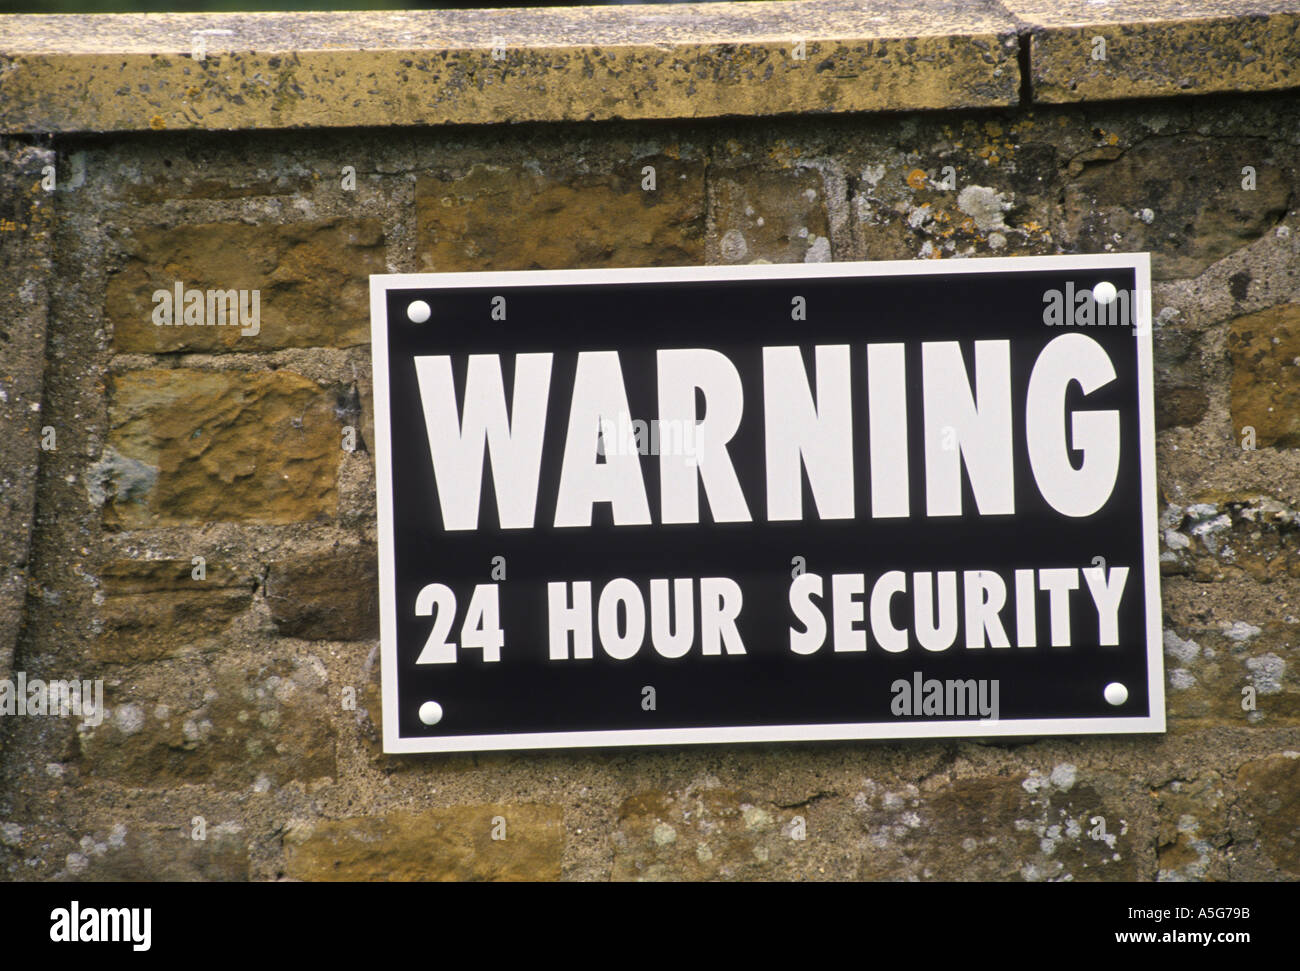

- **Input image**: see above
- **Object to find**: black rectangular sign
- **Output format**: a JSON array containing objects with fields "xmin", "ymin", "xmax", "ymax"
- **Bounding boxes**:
[{"xmin": 370, "ymin": 256, "xmax": 1163, "ymax": 753}]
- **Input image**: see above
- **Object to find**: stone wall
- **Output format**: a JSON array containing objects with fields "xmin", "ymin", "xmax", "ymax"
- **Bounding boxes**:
[{"xmin": 1, "ymin": 2, "xmax": 1298, "ymax": 881}]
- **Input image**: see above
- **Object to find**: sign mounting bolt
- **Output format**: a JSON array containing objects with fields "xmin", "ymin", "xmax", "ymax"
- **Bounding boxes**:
[
  {"xmin": 407, "ymin": 300, "xmax": 432, "ymax": 323},
  {"xmin": 418, "ymin": 701, "xmax": 443, "ymax": 725}
]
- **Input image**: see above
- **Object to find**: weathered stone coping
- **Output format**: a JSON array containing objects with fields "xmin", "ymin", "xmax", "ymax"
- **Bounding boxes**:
[{"xmin": 0, "ymin": 0, "xmax": 1297, "ymax": 134}]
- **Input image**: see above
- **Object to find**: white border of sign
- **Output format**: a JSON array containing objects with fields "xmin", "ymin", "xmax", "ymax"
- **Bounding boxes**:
[{"xmin": 370, "ymin": 253, "xmax": 1163, "ymax": 753}]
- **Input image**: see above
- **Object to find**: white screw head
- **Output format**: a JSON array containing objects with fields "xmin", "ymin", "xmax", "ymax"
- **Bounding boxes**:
[
  {"xmin": 418, "ymin": 701, "xmax": 443, "ymax": 725},
  {"xmin": 1103, "ymin": 682, "xmax": 1128, "ymax": 706},
  {"xmin": 1094, "ymin": 281, "xmax": 1118, "ymax": 305},
  {"xmin": 407, "ymin": 300, "xmax": 432, "ymax": 323}
]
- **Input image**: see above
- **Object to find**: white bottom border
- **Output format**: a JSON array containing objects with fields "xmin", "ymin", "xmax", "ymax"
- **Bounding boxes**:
[{"xmin": 385, "ymin": 715, "xmax": 1165, "ymax": 754}]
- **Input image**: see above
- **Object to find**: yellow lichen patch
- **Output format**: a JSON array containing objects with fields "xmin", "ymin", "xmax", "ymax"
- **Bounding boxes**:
[
  {"xmin": 767, "ymin": 140, "xmax": 797, "ymax": 168},
  {"xmin": 906, "ymin": 168, "xmax": 928, "ymax": 190},
  {"xmin": 149, "ymin": 114, "xmax": 166, "ymax": 130}
]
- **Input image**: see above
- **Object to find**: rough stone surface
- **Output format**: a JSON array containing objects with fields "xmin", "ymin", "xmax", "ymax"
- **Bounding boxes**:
[
  {"xmin": 1011, "ymin": 0, "xmax": 1300, "ymax": 102},
  {"xmin": 102, "ymin": 369, "xmax": 342, "ymax": 527},
  {"xmin": 284, "ymin": 805, "xmax": 563, "ymax": 881},
  {"xmin": 1158, "ymin": 498, "xmax": 1300, "ymax": 585},
  {"xmin": 266, "ymin": 547, "xmax": 378, "ymax": 641},
  {"xmin": 899, "ymin": 772, "xmax": 1140, "ymax": 881},
  {"xmin": 613, "ymin": 787, "xmax": 816, "ymax": 880},
  {"xmin": 1155, "ymin": 386, "xmax": 1209, "ymax": 431},
  {"xmin": 1160, "ymin": 623, "xmax": 1297, "ymax": 728},
  {"xmin": 107, "ymin": 219, "xmax": 385, "ymax": 352},
  {"xmin": 1153, "ymin": 772, "xmax": 1231, "ymax": 880},
  {"xmin": 1227, "ymin": 303, "xmax": 1300, "ymax": 448},
  {"xmin": 709, "ymin": 167, "xmax": 833, "ymax": 265},
  {"xmin": 415, "ymin": 154, "xmax": 705, "ymax": 271},
  {"xmin": 1061, "ymin": 135, "xmax": 1292, "ymax": 280},
  {"xmin": 1236, "ymin": 753, "xmax": 1300, "ymax": 877},
  {"xmin": 612, "ymin": 767, "xmax": 1143, "ymax": 881},
  {"xmin": 841, "ymin": 116, "xmax": 1059, "ymax": 262},
  {"xmin": 0, "ymin": 141, "xmax": 53, "ymax": 694},
  {"xmin": 94, "ymin": 558, "xmax": 256, "ymax": 664},
  {"xmin": 54, "ymin": 821, "xmax": 250, "ymax": 881},
  {"xmin": 0, "ymin": 3, "xmax": 1022, "ymax": 133},
  {"xmin": 78, "ymin": 654, "xmax": 336, "ymax": 790}
]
